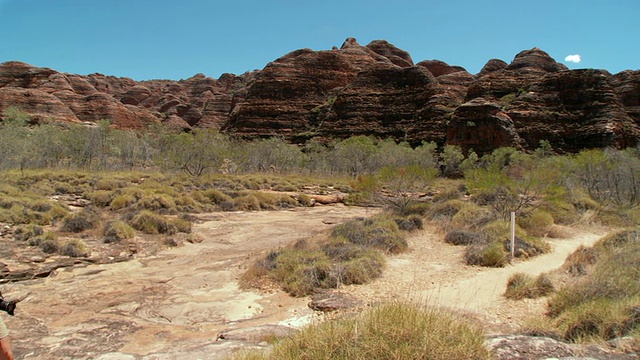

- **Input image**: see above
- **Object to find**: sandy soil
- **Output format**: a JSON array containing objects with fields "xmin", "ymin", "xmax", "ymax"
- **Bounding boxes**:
[
  {"xmin": 2, "ymin": 205, "xmax": 604, "ymax": 359},
  {"xmin": 346, "ymin": 225, "xmax": 604, "ymax": 334}
]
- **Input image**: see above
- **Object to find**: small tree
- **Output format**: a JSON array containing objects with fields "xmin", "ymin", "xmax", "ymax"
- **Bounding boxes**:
[
  {"xmin": 0, "ymin": 107, "xmax": 34, "ymax": 172},
  {"xmin": 465, "ymin": 150, "xmax": 564, "ymax": 220},
  {"xmin": 376, "ymin": 165, "xmax": 437, "ymax": 213},
  {"xmin": 570, "ymin": 148, "xmax": 640, "ymax": 208}
]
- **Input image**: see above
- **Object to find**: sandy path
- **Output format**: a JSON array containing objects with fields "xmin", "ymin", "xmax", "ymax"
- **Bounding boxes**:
[{"xmin": 347, "ymin": 227, "xmax": 604, "ymax": 332}]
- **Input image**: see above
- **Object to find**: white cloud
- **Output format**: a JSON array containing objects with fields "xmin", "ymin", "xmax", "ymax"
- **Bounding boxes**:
[{"xmin": 564, "ymin": 54, "xmax": 582, "ymax": 63}]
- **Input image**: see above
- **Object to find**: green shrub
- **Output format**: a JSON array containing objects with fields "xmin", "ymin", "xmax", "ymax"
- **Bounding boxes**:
[
  {"xmin": 444, "ymin": 230, "xmax": 487, "ymax": 246},
  {"xmin": 540, "ymin": 199, "xmax": 579, "ymax": 225},
  {"xmin": 203, "ymin": 188, "xmax": 232, "ymax": 204},
  {"xmin": 464, "ymin": 241, "xmax": 508, "ymax": 267},
  {"xmin": 85, "ymin": 190, "xmax": 115, "ymax": 207},
  {"xmin": 481, "ymin": 220, "xmax": 527, "ymax": 243},
  {"xmin": 272, "ymin": 250, "xmax": 332, "ymax": 297},
  {"xmin": 451, "ymin": 203, "xmax": 495, "ymax": 230},
  {"xmin": 133, "ymin": 194, "xmax": 177, "ymax": 213},
  {"xmin": 27, "ymin": 231, "xmax": 57, "ymax": 247},
  {"xmin": 171, "ymin": 215, "xmax": 193, "ymax": 233},
  {"xmin": 337, "ymin": 250, "xmax": 385, "ymax": 285},
  {"xmin": 60, "ymin": 238, "xmax": 89, "ymax": 257},
  {"xmin": 249, "ymin": 191, "xmax": 280, "ymax": 210},
  {"xmin": 233, "ymin": 194, "xmax": 261, "ymax": 211},
  {"xmin": 174, "ymin": 195, "xmax": 204, "ymax": 212},
  {"xmin": 432, "ymin": 187, "xmax": 465, "ymax": 203},
  {"xmin": 547, "ymin": 239, "xmax": 640, "ymax": 343},
  {"xmin": 562, "ymin": 245, "xmax": 599, "ymax": 276},
  {"xmin": 103, "ymin": 220, "xmax": 136, "ymax": 243},
  {"xmin": 39, "ymin": 237, "xmax": 61, "ymax": 254},
  {"xmin": 394, "ymin": 215, "xmax": 423, "ymax": 232},
  {"xmin": 230, "ymin": 302, "xmax": 490, "ymax": 360},
  {"xmin": 402, "ymin": 201, "xmax": 431, "ymax": 216},
  {"xmin": 517, "ymin": 209, "xmax": 554, "ymax": 237},
  {"xmin": 504, "ymin": 272, "xmax": 554, "ymax": 300},
  {"xmin": 128, "ymin": 210, "xmax": 176, "ymax": 235},
  {"xmin": 93, "ymin": 179, "xmax": 125, "ymax": 191},
  {"xmin": 426, "ymin": 199, "xmax": 466, "ymax": 220},
  {"xmin": 110, "ymin": 194, "xmax": 136, "ymax": 210},
  {"xmin": 331, "ymin": 216, "xmax": 408, "ymax": 254},
  {"xmin": 46, "ymin": 203, "xmax": 69, "ymax": 222},
  {"xmin": 596, "ymin": 228, "xmax": 640, "ymax": 250},
  {"xmin": 13, "ymin": 224, "xmax": 43, "ymax": 242},
  {"xmin": 557, "ymin": 298, "xmax": 639, "ymax": 342},
  {"xmin": 295, "ymin": 193, "xmax": 314, "ymax": 207},
  {"xmin": 61, "ymin": 206, "xmax": 102, "ymax": 233},
  {"xmin": 277, "ymin": 194, "xmax": 298, "ymax": 208}
]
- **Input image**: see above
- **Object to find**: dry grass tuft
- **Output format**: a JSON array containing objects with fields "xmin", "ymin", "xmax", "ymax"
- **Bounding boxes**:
[{"xmin": 228, "ymin": 302, "xmax": 491, "ymax": 360}]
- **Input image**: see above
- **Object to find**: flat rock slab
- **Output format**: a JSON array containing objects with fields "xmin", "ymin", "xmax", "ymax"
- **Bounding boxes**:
[
  {"xmin": 487, "ymin": 335, "xmax": 638, "ymax": 360},
  {"xmin": 308, "ymin": 290, "xmax": 364, "ymax": 312}
]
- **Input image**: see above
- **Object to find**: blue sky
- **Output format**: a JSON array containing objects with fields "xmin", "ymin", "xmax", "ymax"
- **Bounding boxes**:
[{"xmin": 0, "ymin": 0, "xmax": 638, "ymax": 80}]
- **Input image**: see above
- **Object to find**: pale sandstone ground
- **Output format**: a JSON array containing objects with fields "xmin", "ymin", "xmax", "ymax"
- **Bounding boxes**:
[{"xmin": 2, "ymin": 205, "xmax": 604, "ymax": 359}]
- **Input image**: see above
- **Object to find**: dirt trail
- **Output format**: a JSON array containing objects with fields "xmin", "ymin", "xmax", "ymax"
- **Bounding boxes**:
[
  {"xmin": 3, "ymin": 205, "xmax": 605, "ymax": 359},
  {"xmin": 347, "ymin": 227, "xmax": 604, "ymax": 333}
]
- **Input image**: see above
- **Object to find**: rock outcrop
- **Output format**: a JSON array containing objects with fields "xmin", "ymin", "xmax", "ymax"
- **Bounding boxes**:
[
  {"xmin": 454, "ymin": 48, "xmax": 640, "ymax": 153},
  {"xmin": 0, "ymin": 61, "xmax": 252, "ymax": 130},
  {"xmin": 1, "ymin": 39, "xmax": 639, "ymax": 153}
]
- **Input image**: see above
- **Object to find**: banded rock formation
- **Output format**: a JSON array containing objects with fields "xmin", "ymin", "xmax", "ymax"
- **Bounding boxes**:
[{"xmin": 1, "ymin": 39, "xmax": 639, "ymax": 153}]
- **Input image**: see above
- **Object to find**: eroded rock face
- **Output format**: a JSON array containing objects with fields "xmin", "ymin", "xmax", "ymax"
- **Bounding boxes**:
[
  {"xmin": 447, "ymin": 98, "xmax": 523, "ymax": 155},
  {"xmin": 1, "ymin": 40, "xmax": 639, "ymax": 153},
  {"xmin": 0, "ymin": 61, "xmax": 251, "ymax": 129},
  {"xmin": 459, "ymin": 49, "xmax": 640, "ymax": 153}
]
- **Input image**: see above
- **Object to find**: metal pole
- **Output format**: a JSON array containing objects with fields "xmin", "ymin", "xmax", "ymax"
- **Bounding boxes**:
[{"xmin": 510, "ymin": 211, "xmax": 516, "ymax": 259}]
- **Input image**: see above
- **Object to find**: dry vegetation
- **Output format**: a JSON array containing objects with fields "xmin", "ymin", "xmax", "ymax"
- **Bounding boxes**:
[
  {"xmin": 228, "ymin": 302, "xmax": 491, "ymax": 360},
  {"xmin": 2, "ymin": 109, "xmax": 640, "ymax": 357}
]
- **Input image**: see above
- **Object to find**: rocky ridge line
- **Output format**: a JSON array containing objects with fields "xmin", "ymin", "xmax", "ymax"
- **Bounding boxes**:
[{"xmin": 1, "ymin": 38, "xmax": 639, "ymax": 154}]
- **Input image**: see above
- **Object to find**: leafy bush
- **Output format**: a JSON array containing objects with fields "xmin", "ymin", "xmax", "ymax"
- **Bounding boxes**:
[
  {"xmin": 39, "ymin": 237, "xmax": 61, "ymax": 254},
  {"xmin": 450, "ymin": 203, "xmax": 495, "ymax": 230},
  {"xmin": 426, "ymin": 199, "xmax": 466, "ymax": 220},
  {"xmin": 109, "ymin": 194, "xmax": 136, "ymax": 210},
  {"xmin": 133, "ymin": 194, "xmax": 177, "ymax": 213},
  {"xmin": 60, "ymin": 238, "xmax": 89, "ymax": 257},
  {"xmin": 230, "ymin": 302, "xmax": 490, "ymax": 360},
  {"xmin": 203, "ymin": 188, "xmax": 232, "ymax": 204},
  {"xmin": 295, "ymin": 193, "xmax": 314, "ymax": 207},
  {"xmin": 547, "ymin": 235, "xmax": 640, "ymax": 342},
  {"xmin": 394, "ymin": 215, "xmax": 423, "ymax": 231},
  {"xmin": 331, "ymin": 216, "xmax": 408, "ymax": 254},
  {"xmin": 481, "ymin": 220, "xmax": 526, "ymax": 243},
  {"xmin": 464, "ymin": 241, "xmax": 508, "ymax": 267},
  {"xmin": 504, "ymin": 272, "xmax": 554, "ymax": 300},
  {"xmin": 233, "ymin": 194, "xmax": 261, "ymax": 211},
  {"xmin": 128, "ymin": 210, "xmax": 176, "ymax": 235},
  {"xmin": 517, "ymin": 209, "xmax": 554, "ymax": 237},
  {"xmin": 103, "ymin": 220, "xmax": 136, "ymax": 243},
  {"xmin": 27, "ymin": 231, "xmax": 57, "ymax": 247},
  {"xmin": 444, "ymin": 230, "xmax": 487, "ymax": 246},
  {"xmin": 171, "ymin": 215, "xmax": 193, "ymax": 233},
  {"xmin": 13, "ymin": 224, "xmax": 43, "ymax": 241},
  {"xmin": 85, "ymin": 190, "xmax": 115, "ymax": 207},
  {"xmin": 271, "ymin": 250, "xmax": 332, "ymax": 297},
  {"xmin": 402, "ymin": 201, "xmax": 431, "ymax": 216},
  {"xmin": 61, "ymin": 206, "xmax": 102, "ymax": 233}
]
